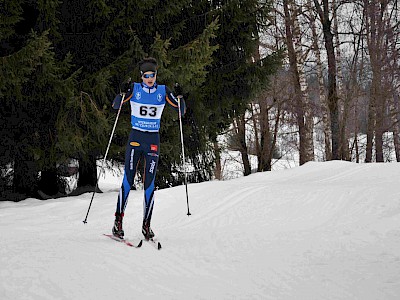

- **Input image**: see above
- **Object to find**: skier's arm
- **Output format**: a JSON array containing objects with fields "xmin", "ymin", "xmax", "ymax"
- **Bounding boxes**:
[
  {"xmin": 112, "ymin": 82, "xmax": 134, "ymax": 109},
  {"xmin": 165, "ymin": 86, "xmax": 186, "ymax": 116}
]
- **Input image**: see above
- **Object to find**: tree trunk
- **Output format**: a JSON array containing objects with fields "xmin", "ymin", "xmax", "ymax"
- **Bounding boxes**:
[
  {"xmin": 268, "ymin": 106, "xmax": 282, "ymax": 171},
  {"xmin": 313, "ymin": 0, "xmax": 340, "ymax": 160},
  {"xmin": 283, "ymin": 0, "xmax": 313, "ymax": 165},
  {"xmin": 250, "ymin": 102, "xmax": 263, "ymax": 172},
  {"xmin": 333, "ymin": 0, "xmax": 344, "ymax": 94},
  {"xmin": 365, "ymin": 95, "xmax": 375, "ymax": 163},
  {"xmin": 364, "ymin": 0, "xmax": 390, "ymax": 163},
  {"xmin": 213, "ymin": 140, "xmax": 222, "ymax": 180},
  {"xmin": 293, "ymin": 2, "xmax": 314, "ymax": 162},
  {"xmin": 308, "ymin": 0, "xmax": 331, "ymax": 160},
  {"xmin": 259, "ymin": 105, "xmax": 272, "ymax": 171},
  {"xmin": 355, "ymin": 136, "xmax": 360, "ymax": 163},
  {"xmin": 374, "ymin": 81, "xmax": 385, "ymax": 162},
  {"xmin": 339, "ymin": 92, "xmax": 352, "ymax": 161},
  {"xmin": 259, "ymin": 100, "xmax": 272, "ymax": 171},
  {"xmin": 251, "ymin": 39, "xmax": 278, "ymax": 172},
  {"xmin": 391, "ymin": 93, "xmax": 400, "ymax": 161},
  {"xmin": 387, "ymin": 6, "xmax": 400, "ymax": 161},
  {"xmin": 346, "ymin": 2, "xmax": 365, "ymax": 163},
  {"xmin": 333, "ymin": 0, "xmax": 349, "ymax": 160},
  {"xmin": 234, "ymin": 114, "xmax": 251, "ymax": 176},
  {"xmin": 354, "ymin": 104, "xmax": 360, "ymax": 163}
]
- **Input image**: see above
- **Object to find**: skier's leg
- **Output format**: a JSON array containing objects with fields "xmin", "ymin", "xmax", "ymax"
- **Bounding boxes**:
[
  {"xmin": 142, "ymin": 136, "xmax": 160, "ymax": 238},
  {"xmin": 113, "ymin": 131, "xmax": 142, "ymax": 238},
  {"xmin": 116, "ymin": 131, "xmax": 142, "ymax": 215}
]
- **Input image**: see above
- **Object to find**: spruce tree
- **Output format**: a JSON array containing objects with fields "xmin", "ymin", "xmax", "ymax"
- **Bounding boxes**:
[
  {"xmin": 0, "ymin": 0, "xmax": 37, "ymax": 199},
  {"xmin": 0, "ymin": 1, "xmax": 82, "ymax": 199},
  {"xmin": 0, "ymin": 29, "xmax": 75, "ymax": 198},
  {"xmin": 192, "ymin": 0, "xmax": 281, "ymax": 177},
  {"xmin": 1, "ymin": 0, "xmax": 280, "ymax": 200},
  {"xmin": 56, "ymin": 0, "xmax": 220, "ymax": 190}
]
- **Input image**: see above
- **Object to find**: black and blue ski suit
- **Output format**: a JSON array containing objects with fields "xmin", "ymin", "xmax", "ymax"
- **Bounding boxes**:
[{"xmin": 112, "ymin": 82, "xmax": 186, "ymax": 224}]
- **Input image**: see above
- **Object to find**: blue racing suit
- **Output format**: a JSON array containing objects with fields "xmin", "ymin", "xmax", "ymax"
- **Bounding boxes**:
[{"xmin": 112, "ymin": 82, "xmax": 186, "ymax": 224}]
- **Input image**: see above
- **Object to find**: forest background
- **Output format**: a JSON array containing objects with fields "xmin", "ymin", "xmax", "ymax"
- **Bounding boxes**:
[{"xmin": 0, "ymin": 0, "xmax": 399, "ymax": 201}]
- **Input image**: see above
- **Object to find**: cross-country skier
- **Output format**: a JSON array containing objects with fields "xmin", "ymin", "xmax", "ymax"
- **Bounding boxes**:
[{"xmin": 111, "ymin": 57, "xmax": 186, "ymax": 240}]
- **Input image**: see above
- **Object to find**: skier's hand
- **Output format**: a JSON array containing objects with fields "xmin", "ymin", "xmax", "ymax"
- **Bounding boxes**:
[
  {"xmin": 120, "ymin": 78, "xmax": 132, "ymax": 94},
  {"xmin": 174, "ymin": 82, "xmax": 183, "ymax": 98}
]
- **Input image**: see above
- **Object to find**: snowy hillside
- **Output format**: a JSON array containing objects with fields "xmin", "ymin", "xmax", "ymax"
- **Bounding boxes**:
[{"xmin": 1, "ymin": 161, "xmax": 400, "ymax": 299}]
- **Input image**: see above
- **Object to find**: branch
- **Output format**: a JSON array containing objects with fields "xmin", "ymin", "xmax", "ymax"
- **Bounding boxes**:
[{"xmin": 312, "ymin": 0, "xmax": 325, "ymax": 21}]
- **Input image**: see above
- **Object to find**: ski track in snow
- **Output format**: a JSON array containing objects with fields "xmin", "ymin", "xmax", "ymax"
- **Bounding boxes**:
[{"xmin": 1, "ymin": 161, "xmax": 400, "ymax": 299}]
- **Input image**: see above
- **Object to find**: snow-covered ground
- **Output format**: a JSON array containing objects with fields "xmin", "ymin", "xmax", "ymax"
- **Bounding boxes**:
[{"xmin": 1, "ymin": 161, "xmax": 400, "ymax": 299}]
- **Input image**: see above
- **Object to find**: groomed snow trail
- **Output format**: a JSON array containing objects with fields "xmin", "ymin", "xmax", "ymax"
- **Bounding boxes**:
[{"xmin": 1, "ymin": 161, "xmax": 400, "ymax": 299}]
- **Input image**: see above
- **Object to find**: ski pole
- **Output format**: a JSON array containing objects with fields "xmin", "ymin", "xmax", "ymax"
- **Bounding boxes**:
[
  {"xmin": 83, "ymin": 93, "xmax": 126, "ymax": 224},
  {"xmin": 177, "ymin": 96, "xmax": 191, "ymax": 216}
]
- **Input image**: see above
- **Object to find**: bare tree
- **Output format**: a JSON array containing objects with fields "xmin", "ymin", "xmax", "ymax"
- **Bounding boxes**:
[
  {"xmin": 250, "ymin": 91, "xmax": 283, "ymax": 172},
  {"xmin": 363, "ymin": 0, "xmax": 399, "ymax": 162},
  {"xmin": 213, "ymin": 140, "xmax": 223, "ymax": 180},
  {"xmin": 283, "ymin": 0, "xmax": 314, "ymax": 165},
  {"xmin": 389, "ymin": 93, "xmax": 400, "ymax": 161},
  {"xmin": 306, "ymin": 0, "xmax": 332, "ymax": 160},
  {"xmin": 261, "ymin": 0, "xmax": 400, "ymax": 165},
  {"xmin": 312, "ymin": 0, "xmax": 341, "ymax": 160},
  {"xmin": 232, "ymin": 113, "xmax": 252, "ymax": 176}
]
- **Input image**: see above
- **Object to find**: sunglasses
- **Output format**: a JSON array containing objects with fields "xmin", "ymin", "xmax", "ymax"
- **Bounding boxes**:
[{"xmin": 142, "ymin": 72, "xmax": 157, "ymax": 79}]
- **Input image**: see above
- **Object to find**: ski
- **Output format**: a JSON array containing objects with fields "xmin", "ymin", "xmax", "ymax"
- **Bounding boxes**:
[
  {"xmin": 103, "ymin": 234, "xmax": 143, "ymax": 248},
  {"xmin": 143, "ymin": 238, "xmax": 162, "ymax": 250},
  {"xmin": 103, "ymin": 234, "xmax": 161, "ymax": 250}
]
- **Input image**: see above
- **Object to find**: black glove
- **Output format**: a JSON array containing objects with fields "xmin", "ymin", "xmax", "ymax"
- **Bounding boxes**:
[
  {"xmin": 120, "ymin": 78, "xmax": 132, "ymax": 94},
  {"xmin": 174, "ymin": 82, "xmax": 183, "ymax": 96}
]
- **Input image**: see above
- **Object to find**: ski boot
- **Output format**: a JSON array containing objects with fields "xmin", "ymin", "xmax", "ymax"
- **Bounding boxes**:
[
  {"xmin": 142, "ymin": 221, "xmax": 155, "ymax": 240},
  {"xmin": 112, "ymin": 212, "xmax": 124, "ymax": 239}
]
